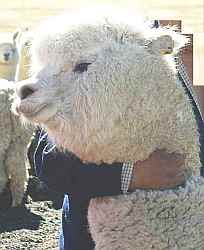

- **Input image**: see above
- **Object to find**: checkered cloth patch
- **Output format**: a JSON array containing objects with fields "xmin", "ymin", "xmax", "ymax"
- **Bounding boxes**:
[{"xmin": 121, "ymin": 162, "xmax": 134, "ymax": 193}]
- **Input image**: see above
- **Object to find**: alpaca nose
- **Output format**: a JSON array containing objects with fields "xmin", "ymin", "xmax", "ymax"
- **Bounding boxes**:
[
  {"xmin": 16, "ymin": 81, "xmax": 37, "ymax": 100},
  {"xmin": 20, "ymin": 85, "xmax": 36, "ymax": 100}
]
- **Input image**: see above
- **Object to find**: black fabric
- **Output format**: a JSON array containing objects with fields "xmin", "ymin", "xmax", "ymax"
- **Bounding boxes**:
[
  {"xmin": 178, "ymin": 73, "xmax": 204, "ymax": 175},
  {"xmin": 34, "ymin": 131, "xmax": 123, "ymax": 250},
  {"xmin": 61, "ymin": 195, "xmax": 95, "ymax": 250},
  {"xmin": 36, "ymin": 138, "xmax": 122, "ymax": 199}
]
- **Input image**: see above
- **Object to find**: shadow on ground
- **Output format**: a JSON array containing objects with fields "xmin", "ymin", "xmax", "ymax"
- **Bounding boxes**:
[
  {"xmin": 0, "ymin": 205, "xmax": 42, "ymax": 233},
  {"xmin": 0, "ymin": 175, "xmax": 63, "ymax": 234}
]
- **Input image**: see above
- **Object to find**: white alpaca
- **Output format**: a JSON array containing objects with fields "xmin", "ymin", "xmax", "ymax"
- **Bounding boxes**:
[
  {"xmin": 12, "ymin": 9, "xmax": 204, "ymax": 249},
  {"xmin": 0, "ymin": 79, "xmax": 31, "ymax": 207},
  {"xmin": 0, "ymin": 31, "xmax": 20, "ymax": 81},
  {"xmin": 0, "ymin": 29, "xmax": 32, "ymax": 207}
]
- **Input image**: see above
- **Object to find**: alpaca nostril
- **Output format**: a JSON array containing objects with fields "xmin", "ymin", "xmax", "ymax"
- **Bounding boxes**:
[{"xmin": 20, "ymin": 85, "xmax": 36, "ymax": 100}]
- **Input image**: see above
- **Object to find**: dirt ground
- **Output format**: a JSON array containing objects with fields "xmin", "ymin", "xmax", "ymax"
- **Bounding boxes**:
[
  {"xmin": 0, "ymin": 201, "xmax": 61, "ymax": 250},
  {"xmin": 0, "ymin": 177, "xmax": 64, "ymax": 250}
]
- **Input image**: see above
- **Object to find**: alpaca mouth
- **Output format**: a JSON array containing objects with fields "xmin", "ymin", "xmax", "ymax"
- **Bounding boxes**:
[
  {"xmin": 12, "ymin": 94, "xmax": 59, "ymax": 123},
  {"xmin": 20, "ymin": 104, "xmax": 49, "ymax": 118},
  {"xmin": 13, "ymin": 101, "xmax": 54, "ymax": 119}
]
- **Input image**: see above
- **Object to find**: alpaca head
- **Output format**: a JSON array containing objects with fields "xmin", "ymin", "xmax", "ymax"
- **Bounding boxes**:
[
  {"xmin": 0, "ymin": 31, "xmax": 20, "ymax": 65},
  {"xmin": 12, "ymin": 10, "xmax": 187, "ymax": 154}
]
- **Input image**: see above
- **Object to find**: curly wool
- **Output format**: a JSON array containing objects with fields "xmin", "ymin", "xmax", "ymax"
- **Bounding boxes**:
[
  {"xmin": 13, "ymin": 8, "xmax": 204, "ymax": 248},
  {"xmin": 88, "ymin": 176, "xmax": 204, "ymax": 250},
  {"xmin": 0, "ymin": 79, "xmax": 31, "ymax": 206}
]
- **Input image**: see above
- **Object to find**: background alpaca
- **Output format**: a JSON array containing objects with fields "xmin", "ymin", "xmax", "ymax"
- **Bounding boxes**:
[
  {"xmin": 0, "ymin": 79, "xmax": 31, "ymax": 207},
  {"xmin": 0, "ymin": 29, "xmax": 53, "ymax": 208},
  {"xmin": 0, "ymin": 31, "xmax": 21, "ymax": 81},
  {"xmin": 12, "ymin": 10, "xmax": 204, "ymax": 249},
  {"xmin": 0, "ymin": 30, "xmax": 33, "ymax": 207}
]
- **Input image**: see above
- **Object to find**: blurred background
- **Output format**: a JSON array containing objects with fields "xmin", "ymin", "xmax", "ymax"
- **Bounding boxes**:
[{"xmin": 0, "ymin": 0, "xmax": 203, "ymax": 33}]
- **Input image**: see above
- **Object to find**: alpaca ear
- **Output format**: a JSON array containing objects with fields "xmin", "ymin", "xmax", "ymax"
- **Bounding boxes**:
[
  {"xmin": 146, "ymin": 29, "xmax": 189, "ymax": 55},
  {"xmin": 13, "ymin": 30, "xmax": 20, "ymax": 41},
  {"xmin": 13, "ymin": 29, "xmax": 22, "ymax": 48}
]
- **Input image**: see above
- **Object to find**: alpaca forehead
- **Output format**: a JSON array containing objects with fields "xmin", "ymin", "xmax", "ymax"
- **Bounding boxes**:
[
  {"xmin": 33, "ymin": 18, "xmax": 146, "ymax": 63},
  {"xmin": 33, "ymin": 30, "xmax": 101, "ymax": 70},
  {"xmin": 36, "ymin": 26, "xmax": 108, "ymax": 55},
  {"xmin": 34, "ymin": 8, "xmax": 145, "ymax": 42},
  {"xmin": 32, "ymin": 14, "xmax": 161, "ymax": 79}
]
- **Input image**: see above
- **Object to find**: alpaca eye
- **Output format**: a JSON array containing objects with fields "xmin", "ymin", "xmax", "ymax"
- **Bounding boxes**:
[{"xmin": 73, "ymin": 62, "xmax": 92, "ymax": 73}]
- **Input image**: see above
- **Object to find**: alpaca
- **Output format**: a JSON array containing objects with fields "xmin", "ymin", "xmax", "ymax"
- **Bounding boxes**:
[
  {"xmin": 12, "ymin": 9, "xmax": 204, "ymax": 249},
  {"xmin": 0, "ymin": 79, "xmax": 31, "ymax": 207},
  {"xmin": 0, "ymin": 29, "xmax": 33, "ymax": 207},
  {"xmin": 15, "ymin": 28, "xmax": 32, "ymax": 81},
  {"xmin": 0, "ymin": 31, "xmax": 20, "ymax": 80}
]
